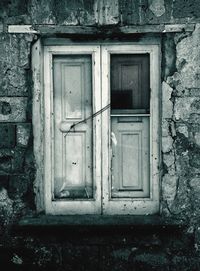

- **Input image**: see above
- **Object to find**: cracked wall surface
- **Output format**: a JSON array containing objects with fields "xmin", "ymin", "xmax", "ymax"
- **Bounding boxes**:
[
  {"xmin": 0, "ymin": 0, "xmax": 200, "ymax": 270},
  {"xmin": 161, "ymin": 25, "xmax": 200, "ymax": 222}
]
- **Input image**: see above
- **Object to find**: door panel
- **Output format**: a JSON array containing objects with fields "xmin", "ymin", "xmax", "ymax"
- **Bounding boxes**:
[
  {"xmin": 53, "ymin": 55, "xmax": 93, "ymax": 199},
  {"xmin": 111, "ymin": 116, "xmax": 150, "ymax": 198}
]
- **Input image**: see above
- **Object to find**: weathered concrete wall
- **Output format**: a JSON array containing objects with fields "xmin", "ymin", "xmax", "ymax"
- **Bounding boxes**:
[
  {"xmin": 0, "ymin": 0, "xmax": 200, "ymax": 270},
  {"xmin": 0, "ymin": 0, "xmax": 200, "ymax": 26}
]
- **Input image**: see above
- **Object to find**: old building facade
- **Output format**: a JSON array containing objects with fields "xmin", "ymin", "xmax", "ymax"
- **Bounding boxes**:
[{"xmin": 0, "ymin": 0, "xmax": 200, "ymax": 270}]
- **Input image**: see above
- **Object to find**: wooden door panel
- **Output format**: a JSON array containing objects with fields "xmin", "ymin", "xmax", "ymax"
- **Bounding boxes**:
[
  {"xmin": 121, "ymin": 132, "xmax": 141, "ymax": 188},
  {"xmin": 111, "ymin": 117, "xmax": 150, "ymax": 198},
  {"xmin": 53, "ymin": 55, "xmax": 93, "ymax": 199}
]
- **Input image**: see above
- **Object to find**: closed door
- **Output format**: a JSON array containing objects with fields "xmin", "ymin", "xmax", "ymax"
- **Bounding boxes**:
[
  {"xmin": 110, "ymin": 54, "xmax": 150, "ymax": 199},
  {"xmin": 53, "ymin": 55, "xmax": 93, "ymax": 200}
]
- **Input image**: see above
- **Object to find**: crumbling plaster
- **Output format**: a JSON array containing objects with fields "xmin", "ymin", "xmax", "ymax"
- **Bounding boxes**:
[{"xmin": 161, "ymin": 24, "xmax": 200, "ymax": 227}]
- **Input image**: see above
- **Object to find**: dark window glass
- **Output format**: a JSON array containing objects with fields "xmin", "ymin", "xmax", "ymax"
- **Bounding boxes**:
[{"xmin": 111, "ymin": 54, "xmax": 150, "ymax": 113}]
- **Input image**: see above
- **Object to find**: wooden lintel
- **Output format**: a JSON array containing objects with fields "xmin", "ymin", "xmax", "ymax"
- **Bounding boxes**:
[
  {"xmin": 8, "ymin": 24, "xmax": 195, "ymax": 35},
  {"xmin": 8, "ymin": 24, "xmax": 38, "ymax": 33}
]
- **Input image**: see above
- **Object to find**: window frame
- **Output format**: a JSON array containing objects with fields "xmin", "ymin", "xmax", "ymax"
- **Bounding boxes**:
[{"xmin": 32, "ymin": 40, "xmax": 160, "ymax": 215}]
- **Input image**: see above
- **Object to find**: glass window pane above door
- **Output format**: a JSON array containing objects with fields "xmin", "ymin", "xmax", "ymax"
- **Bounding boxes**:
[{"xmin": 111, "ymin": 54, "xmax": 150, "ymax": 114}]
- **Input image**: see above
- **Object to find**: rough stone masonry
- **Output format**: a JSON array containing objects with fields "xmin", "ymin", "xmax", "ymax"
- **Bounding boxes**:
[{"xmin": 0, "ymin": 0, "xmax": 200, "ymax": 270}]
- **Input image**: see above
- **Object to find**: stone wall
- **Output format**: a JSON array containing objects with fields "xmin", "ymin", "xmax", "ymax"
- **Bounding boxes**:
[{"xmin": 0, "ymin": 0, "xmax": 200, "ymax": 270}]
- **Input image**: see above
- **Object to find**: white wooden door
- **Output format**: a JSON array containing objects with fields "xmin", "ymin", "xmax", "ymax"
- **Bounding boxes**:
[
  {"xmin": 101, "ymin": 45, "xmax": 160, "ymax": 215},
  {"xmin": 53, "ymin": 55, "xmax": 93, "ymax": 200},
  {"xmin": 110, "ymin": 54, "xmax": 150, "ymax": 199},
  {"xmin": 44, "ymin": 45, "xmax": 101, "ymax": 214}
]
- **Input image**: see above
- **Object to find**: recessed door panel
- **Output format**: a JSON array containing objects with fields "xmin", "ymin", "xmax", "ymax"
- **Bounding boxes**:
[
  {"xmin": 53, "ymin": 55, "xmax": 93, "ymax": 200},
  {"xmin": 111, "ymin": 117, "xmax": 150, "ymax": 198}
]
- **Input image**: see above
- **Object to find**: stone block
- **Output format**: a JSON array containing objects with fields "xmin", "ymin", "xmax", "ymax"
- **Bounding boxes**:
[
  {"xmin": 0, "ymin": 147, "xmax": 27, "ymax": 175},
  {"xmin": 17, "ymin": 124, "xmax": 31, "ymax": 147},
  {"xmin": 162, "ymin": 120, "xmax": 170, "ymax": 137},
  {"xmin": 189, "ymin": 178, "xmax": 200, "ymax": 191},
  {"xmin": 0, "ymin": 124, "xmax": 16, "ymax": 148},
  {"xmin": 149, "ymin": 0, "xmax": 165, "ymax": 17},
  {"xmin": 162, "ymin": 34, "xmax": 176, "ymax": 80},
  {"xmin": 8, "ymin": 175, "xmax": 29, "ymax": 199},
  {"xmin": 170, "ymin": 177, "xmax": 191, "ymax": 215},
  {"xmin": 0, "ymin": 149, "xmax": 12, "ymax": 174},
  {"xmin": 188, "ymin": 113, "xmax": 200, "ymax": 124},
  {"xmin": 29, "ymin": 0, "xmax": 56, "ymax": 24},
  {"xmin": 173, "ymin": 0, "xmax": 200, "ymax": 19},
  {"xmin": 174, "ymin": 97, "xmax": 197, "ymax": 121},
  {"xmin": 163, "ymin": 152, "xmax": 175, "ymax": 168},
  {"xmin": 162, "ymin": 174, "xmax": 178, "ymax": 203},
  {"xmin": 162, "ymin": 81, "xmax": 173, "ymax": 119},
  {"xmin": 0, "ymin": 34, "xmax": 32, "ymax": 96},
  {"xmin": 0, "ymin": 97, "xmax": 27, "ymax": 122},
  {"xmin": 35, "ymin": 0, "xmax": 96, "ymax": 26},
  {"xmin": 119, "ymin": 0, "xmax": 139, "ymax": 25},
  {"xmin": 0, "ymin": 175, "xmax": 9, "ymax": 189},
  {"xmin": 176, "ymin": 123, "xmax": 188, "ymax": 138},
  {"xmin": 11, "ymin": 148, "xmax": 26, "ymax": 173},
  {"xmin": 176, "ymin": 24, "xmax": 200, "ymax": 89},
  {"xmin": 188, "ymin": 88, "xmax": 200, "ymax": 97},
  {"xmin": 0, "ymin": 188, "xmax": 13, "ymax": 224},
  {"xmin": 140, "ymin": 0, "xmax": 172, "ymax": 25},
  {"xmin": 98, "ymin": 0, "xmax": 119, "ymax": 25},
  {"xmin": 1, "ymin": 66, "xmax": 28, "ymax": 96},
  {"xmin": 166, "ymin": 72, "xmax": 181, "ymax": 89},
  {"xmin": 193, "ymin": 132, "xmax": 200, "ymax": 146},
  {"xmin": 0, "ymin": 0, "xmax": 28, "ymax": 18},
  {"xmin": 189, "ymin": 147, "xmax": 200, "ymax": 168},
  {"xmin": 162, "ymin": 136, "xmax": 173, "ymax": 153},
  {"xmin": 4, "ymin": 14, "xmax": 31, "ymax": 25}
]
